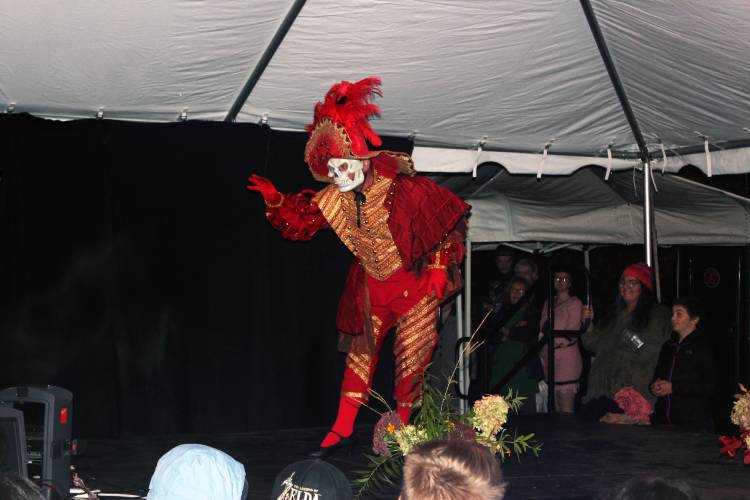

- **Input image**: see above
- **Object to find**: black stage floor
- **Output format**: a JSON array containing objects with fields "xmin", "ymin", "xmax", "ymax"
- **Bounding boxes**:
[{"xmin": 72, "ymin": 414, "xmax": 748, "ymax": 499}]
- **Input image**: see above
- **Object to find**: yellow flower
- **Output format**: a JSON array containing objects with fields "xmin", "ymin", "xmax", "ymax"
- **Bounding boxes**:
[{"xmin": 386, "ymin": 423, "xmax": 396, "ymax": 434}]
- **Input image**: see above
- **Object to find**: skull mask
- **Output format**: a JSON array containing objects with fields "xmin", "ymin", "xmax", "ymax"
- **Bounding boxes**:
[{"xmin": 327, "ymin": 158, "xmax": 367, "ymax": 192}]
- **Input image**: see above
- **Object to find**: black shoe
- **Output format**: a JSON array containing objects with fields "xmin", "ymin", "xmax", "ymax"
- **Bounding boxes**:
[{"xmin": 307, "ymin": 431, "xmax": 356, "ymax": 458}]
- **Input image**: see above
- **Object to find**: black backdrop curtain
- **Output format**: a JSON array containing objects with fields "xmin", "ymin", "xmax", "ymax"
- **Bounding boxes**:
[{"xmin": 0, "ymin": 113, "xmax": 411, "ymax": 438}]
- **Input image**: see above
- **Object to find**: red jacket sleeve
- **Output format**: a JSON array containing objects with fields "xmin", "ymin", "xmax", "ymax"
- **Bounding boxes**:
[{"xmin": 265, "ymin": 189, "xmax": 329, "ymax": 241}]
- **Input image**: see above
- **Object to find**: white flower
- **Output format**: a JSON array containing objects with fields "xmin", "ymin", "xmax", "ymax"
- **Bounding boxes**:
[
  {"xmin": 472, "ymin": 395, "xmax": 510, "ymax": 439},
  {"xmin": 730, "ymin": 392, "xmax": 750, "ymax": 431},
  {"xmin": 394, "ymin": 425, "xmax": 429, "ymax": 455}
]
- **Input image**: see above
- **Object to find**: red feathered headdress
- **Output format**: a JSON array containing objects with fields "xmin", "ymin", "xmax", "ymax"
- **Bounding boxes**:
[{"xmin": 304, "ymin": 77, "xmax": 414, "ymax": 183}]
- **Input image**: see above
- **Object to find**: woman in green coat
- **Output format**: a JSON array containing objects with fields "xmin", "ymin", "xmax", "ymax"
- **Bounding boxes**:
[{"xmin": 581, "ymin": 262, "xmax": 672, "ymax": 412}]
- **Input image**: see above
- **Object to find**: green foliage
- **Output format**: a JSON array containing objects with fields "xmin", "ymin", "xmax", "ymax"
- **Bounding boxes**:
[{"xmin": 353, "ymin": 370, "xmax": 542, "ymax": 498}]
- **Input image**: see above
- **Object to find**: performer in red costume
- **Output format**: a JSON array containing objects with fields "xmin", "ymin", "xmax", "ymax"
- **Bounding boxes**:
[{"xmin": 247, "ymin": 77, "xmax": 470, "ymax": 456}]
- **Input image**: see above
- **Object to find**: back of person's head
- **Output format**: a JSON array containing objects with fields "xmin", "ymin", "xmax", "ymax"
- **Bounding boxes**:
[
  {"xmin": 401, "ymin": 439, "xmax": 506, "ymax": 500},
  {"xmin": 0, "ymin": 473, "xmax": 45, "ymax": 500},
  {"xmin": 147, "ymin": 443, "xmax": 247, "ymax": 500},
  {"xmin": 271, "ymin": 459, "xmax": 351, "ymax": 500},
  {"xmin": 672, "ymin": 297, "xmax": 704, "ymax": 322},
  {"xmin": 602, "ymin": 476, "xmax": 702, "ymax": 500}
]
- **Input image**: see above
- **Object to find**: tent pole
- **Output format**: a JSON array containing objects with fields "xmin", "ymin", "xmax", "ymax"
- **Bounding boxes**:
[
  {"xmin": 456, "ymin": 292, "xmax": 465, "ymax": 414},
  {"xmin": 743, "ymin": 248, "xmax": 750, "ymax": 385},
  {"xmin": 734, "ymin": 249, "xmax": 747, "ymax": 380},
  {"xmin": 676, "ymin": 248, "xmax": 681, "ymax": 296},
  {"xmin": 643, "ymin": 160, "xmax": 654, "ymax": 267},
  {"xmin": 462, "ymin": 238, "xmax": 472, "ymax": 414},
  {"xmin": 224, "ymin": 0, "xmax": 307, "ymax": 122},
  {"xmin": 580, "ymin": 0, "xmax": 655, "ymax": 266},
  {"xmin": 579, "ymin": 0, "xmax": 650, "ymax": 156}
]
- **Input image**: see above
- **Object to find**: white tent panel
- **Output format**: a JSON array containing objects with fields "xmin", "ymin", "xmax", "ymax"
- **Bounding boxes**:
[
  {"xmin": 0, "ymin": 1, "xmax": 748, "ymax": 174},
  {"xmin": 659, "ymin": 147, "xmax": 750, "ymax": 177},
  {"xmin": 617, "ymin": 174, "xmax": 750, "ymax": 245},
  {"xmin": 465, "ymin": 168, "xmax": 750, "ymax": 245},
  {"xmin": 0, "ymin": 0, "xmax": 289, "ymax": 121},
  {"xmin": 413, "ymin": 145, "xmax": 750, "ymax": 178},
  {"xmin": 595, "ymin": 0, "xmax": 750, "ymax": 150},
  {"xmin": 240, "ymin": 0, "xmax": 634, "ymax": 154},
  {"xmin": 412, "ymin": 146, "xmax": 639, "ymax": 174},
  {"xmin": 468, "ymin": 169, "xmax": 640, "ymax": 244}
]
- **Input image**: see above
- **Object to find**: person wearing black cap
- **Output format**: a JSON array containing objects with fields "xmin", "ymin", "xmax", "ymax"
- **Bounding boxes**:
[{"xmin": 272, "ymin": 459, "xmax": 352, "ymax": 500}]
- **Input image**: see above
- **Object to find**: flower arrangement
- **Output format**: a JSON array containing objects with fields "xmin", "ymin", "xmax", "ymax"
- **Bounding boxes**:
[
  {"xmin": 719, "ymin": 383, "xmax": 750, "ymax": 464},
  {"xmin": 353, "ymin": 373, "xmax": 541, "ymax": 498}
]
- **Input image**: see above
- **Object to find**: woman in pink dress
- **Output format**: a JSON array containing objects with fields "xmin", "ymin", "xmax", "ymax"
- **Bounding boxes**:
[{"xmin": 540, "ymin": 268, "xmax": 583, "ymax": 413}]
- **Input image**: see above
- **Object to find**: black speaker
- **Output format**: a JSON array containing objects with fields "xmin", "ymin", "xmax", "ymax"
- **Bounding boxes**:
[
  {"xmin": 0, "ymin": 386, "xmax": 73, "ymax": 500},
  {"xmin": 0, "ymin": 407, "xmax": 28, "ymax": 477}
]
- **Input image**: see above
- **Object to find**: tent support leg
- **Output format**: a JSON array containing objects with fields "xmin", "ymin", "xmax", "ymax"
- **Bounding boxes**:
[
  {"xmin": 644, "ymin": 160, "xmax": 654, "ymax": 268},
  {"xmin": 456, "ymin": 292, "xmax": 465, "ymax": 414},
  {"xmin": 462, "ymin": 238, "xmax": 472, "ymax": 414}
]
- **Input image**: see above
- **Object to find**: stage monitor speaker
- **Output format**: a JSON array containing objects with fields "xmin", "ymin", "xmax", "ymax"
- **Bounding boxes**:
[
  {"xmin": 0, "ymin": 407, "xmax": 28, "ymax": 477},
  {"xmin": 0, "ymin": 386, "xmax": 73, "ymax": 500}
]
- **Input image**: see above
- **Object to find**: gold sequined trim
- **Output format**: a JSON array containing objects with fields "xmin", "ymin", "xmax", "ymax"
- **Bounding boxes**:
[
  {"xmin": 344, "ymin": 315, "xmax": 384, "ymax": 384},
  {"xmin": 345, "ymin": 353, "xmax": 371, "ymax": 386},
  {"xmin": 315, "ymin": 172, "xmax": 402, "ymax": 280},
  {"xmin": 397, "ymin": 401, "xmax": 413, "ymax": 408},
  {"xmin": 304, "ymin": 119, "xmax": 353, "ymax": 183},
  {"xmin": 342, "ymin": 391, "xmax": 368, "ymax": 402},
  {"xmin": 394, "ymin": 294, "xmax": 439, "ymax": 385}
]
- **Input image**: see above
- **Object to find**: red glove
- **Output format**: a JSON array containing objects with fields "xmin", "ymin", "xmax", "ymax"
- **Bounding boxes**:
[
  {"xmin": 424, "ymin": 268, "xmax": 448, "ymax": 300},
  {"xmin": 246, "ymin": 174, "xmax": 283, "ymax": 207}
]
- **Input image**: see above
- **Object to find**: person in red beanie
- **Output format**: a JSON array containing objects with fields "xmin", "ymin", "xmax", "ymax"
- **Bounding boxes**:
[
  {"xmin": 579, "ymin": 262, "xmax": 671, "ymax": 417},
  {"xmin": 247, "ymin": 78, "xmax": 470, "ymax": 456}
]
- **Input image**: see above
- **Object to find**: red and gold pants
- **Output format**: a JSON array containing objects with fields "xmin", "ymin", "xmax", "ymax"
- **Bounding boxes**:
[{"xmin": 340, "ymin": 268, "xmax": 439, "ymax": 409}]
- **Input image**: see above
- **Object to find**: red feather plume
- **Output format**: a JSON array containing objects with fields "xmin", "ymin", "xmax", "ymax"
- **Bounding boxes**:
[{"xmin": 306, "ymin": 77, "xmax": 383, "ymax": 156}]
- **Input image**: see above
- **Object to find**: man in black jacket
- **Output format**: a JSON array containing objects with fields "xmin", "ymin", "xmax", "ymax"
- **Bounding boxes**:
[{"xmin": 650, "ymin": 297, "xmax": 716, "ymax": 431}]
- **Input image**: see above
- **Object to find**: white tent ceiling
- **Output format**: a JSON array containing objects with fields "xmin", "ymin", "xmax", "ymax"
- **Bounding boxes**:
[
  {"xmin": 445, "ymin": 166, "xmax": 750, "ymax": 246},
  {"xmin": 1, "ymin": 1, "xmax": 749, "ymax": 175}
]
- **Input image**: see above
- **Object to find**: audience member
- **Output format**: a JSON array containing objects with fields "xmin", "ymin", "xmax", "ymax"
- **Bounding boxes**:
[
  {"xmin": 483, "ymin": 246, "xmax": 516, "ymax": 314},
  {"xmin": 514, "ymin": 257, "xmax": 547, "ymax": 310},
  {"xmin": 400, "ymin": 439, "xmax": 506, "ymax": 500},
  {"xmin": 0, "ymin": 474, "xmax": 45, "ymax": 500},
  {"xmin": 147, "ymin": 444, "xmax": 247, "ymax": 500},
  {"xmin": 650, "ymin": 297, "xmax": 716, "ymax": 431},
  {"xmin": 271, "ymin": 459, "xmax": 352, "ymax": 500},
  {"xmin": 513, "ymin": 258, "xmax": 538, "ymax": 290},
  {"xmin": 600, "ymin": 476, "xmax": 702, "ymax": 500},
  {"xmin": 580, "ymin": 262, "xmax": 671, "ymax": 419},
  {"xmin": 539, "ymin": 267, "xmax": 583, "ymax": 413},
  {"xmin": 489, "ymin": 276, "xmax": 542, "ymax": 412}
]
